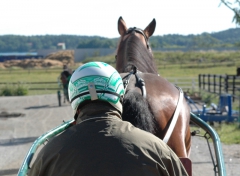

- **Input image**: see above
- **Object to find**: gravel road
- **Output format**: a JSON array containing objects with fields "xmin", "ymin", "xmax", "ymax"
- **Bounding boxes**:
[{"xmin": 0, "ymin": 94, "xmax": 239, "ymax": 176}]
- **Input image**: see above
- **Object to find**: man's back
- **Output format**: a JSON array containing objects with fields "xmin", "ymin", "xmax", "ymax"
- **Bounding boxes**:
[{"xmin": 29, "ymin": 114, "xmax": 188, "ymax": 176}]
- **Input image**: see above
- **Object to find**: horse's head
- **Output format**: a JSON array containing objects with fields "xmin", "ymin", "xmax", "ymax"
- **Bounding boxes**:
[
  {"xmin": 60, "ymin": 70, "xmax": 71, "ymax": 85},
  {"xmin": 116, "ymin": 16, "xmax": 158, "ymax": 74}
]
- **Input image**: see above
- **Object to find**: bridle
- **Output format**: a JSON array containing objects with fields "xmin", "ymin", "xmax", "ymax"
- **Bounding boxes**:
[
  {"xmin": 126, "ymin": 27, "xmax": 150, "ymax": 50},
  {"xmin": 115, "ymin": 27, "xmax": 151, "ymax": 61}
]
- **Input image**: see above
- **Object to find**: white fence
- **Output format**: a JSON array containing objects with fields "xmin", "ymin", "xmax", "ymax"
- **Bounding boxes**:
[
  {"xmin": 0, "ymin": 77, "xmax": 199, "ymax": 95},
  {"xmin": 165, "ymin": 77, "xmax": 198, "ymax": 92}
]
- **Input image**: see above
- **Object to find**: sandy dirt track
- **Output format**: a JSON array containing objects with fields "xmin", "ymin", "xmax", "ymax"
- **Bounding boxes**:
[{"xmin": 0, "ymin": 94, "xmax": 239, "ymax": 176}]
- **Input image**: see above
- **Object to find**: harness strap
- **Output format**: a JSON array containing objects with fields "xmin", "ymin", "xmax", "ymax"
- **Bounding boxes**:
[
  {"xmin": 163, "ymin": 86, "xmax": 183, "ymax": 143},
  {"xmin": 122, "ymin": 66, "xmax": 147, "ymax": 98},
  {"xmin": 70, "ymin": 90, "xmax": 121, "ymax": 103},
  {"xmin": 122, "ymin": 72, "xmax": 133, "ymax": 93},
  {"xmin": 123, "ymin": 68, "xmax": 183, "ymax": 144},
  {"xmin": 127, "ymin": 27, "xmax": 150, "ymax": 49},
  {"xmin": 135, "ymin": 72, "xmax": 146, "ymax": 99}
]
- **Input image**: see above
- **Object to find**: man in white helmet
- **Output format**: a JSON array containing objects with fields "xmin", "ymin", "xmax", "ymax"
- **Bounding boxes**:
[{"xmin": 28, "ymin": 62, "xmax": 188, "ymax": 176}]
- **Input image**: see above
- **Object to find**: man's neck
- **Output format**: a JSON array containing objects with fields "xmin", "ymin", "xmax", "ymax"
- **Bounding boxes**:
[{"xmin": 76, "ymin": 101, "xmax": 121, "ymax": 124}]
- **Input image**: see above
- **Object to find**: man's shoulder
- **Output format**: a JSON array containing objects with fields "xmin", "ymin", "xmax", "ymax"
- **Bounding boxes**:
[
  {"xmin": 43, "ymin": 126, "xmax": 76, "ymax": 147},
  {"xmin": 115, "ymin": 120, "xmax": 161, "ymax": 141}
]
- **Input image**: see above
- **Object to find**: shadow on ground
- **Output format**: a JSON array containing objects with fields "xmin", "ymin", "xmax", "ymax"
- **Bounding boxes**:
[
  {"xmin": 0, "ymin": 137, "xmax": 38, "ymax": 146},
  {"xmin": 24, "ymin": 104, "xmax": 69, "ymax": 110},
  {"xmin": 0, "ymin": 168, "xmax": 19, "ymax": 175}
]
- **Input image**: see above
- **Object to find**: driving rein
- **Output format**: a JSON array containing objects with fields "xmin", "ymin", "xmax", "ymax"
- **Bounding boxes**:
[{"xmin": 122, "ymin": 66, "xmax": 183, "ymax": 144}]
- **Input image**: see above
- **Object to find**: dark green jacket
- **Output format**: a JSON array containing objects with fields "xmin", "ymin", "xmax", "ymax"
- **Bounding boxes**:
[{"xmin": 28, "ymin": 102, "xmax": 188, "ymax": 176}]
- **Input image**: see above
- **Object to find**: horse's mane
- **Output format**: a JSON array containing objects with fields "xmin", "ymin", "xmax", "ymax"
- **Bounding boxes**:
[{"xmin": 117, "ymin": 32, "xmax": 158, "ymax": 74}]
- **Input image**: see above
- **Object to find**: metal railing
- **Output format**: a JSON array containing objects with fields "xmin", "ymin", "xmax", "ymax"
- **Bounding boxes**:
[{"xmin": 17, "ymin": 113, "xmax": 227, "ymax": 176}]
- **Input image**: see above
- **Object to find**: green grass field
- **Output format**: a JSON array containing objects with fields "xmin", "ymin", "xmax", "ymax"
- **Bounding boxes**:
[
  {"xmin": 0, "ymin": 53, "xmax": 239, "ymax": 99},
  {"xmin": 0, "ymin": 67, "xmax": 63, "ymax": 82},
  {"xmin": 190, "ymin": 122, "xmax": 240, "ymax": 144},
  {"xmin": 0, "ymin": 65, "xmax": 237, "ymax": 82},
  {"xmin": 1, "ymin": 51, "xmax": 240, "ymax": 100},
  {"xmin": 0, "ymin": 51, "xmax": 240, "ymax": 144}
]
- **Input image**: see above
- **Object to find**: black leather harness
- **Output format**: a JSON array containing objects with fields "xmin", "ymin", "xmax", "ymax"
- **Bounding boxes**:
[
  {"xmin": 126, "ymin": 27, "xmax": 150, "ymax": 50},
  {"xmin": 122, "ymin": 66, "xmax": 146, "ymax": 98},
  {"xmin": 115, "ymin": 27, "xmax": 151, "ymax": 61}
]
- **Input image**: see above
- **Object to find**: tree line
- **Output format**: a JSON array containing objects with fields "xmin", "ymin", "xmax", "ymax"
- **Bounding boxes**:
[{"xmin": 0, "ymin": 28, "xmax": 239, "ymax": 52}]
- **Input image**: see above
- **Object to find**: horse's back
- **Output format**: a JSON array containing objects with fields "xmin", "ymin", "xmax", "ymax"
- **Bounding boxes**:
[
  {"xmin": 142, "ymin": 73, "xmax": 191, "ymax": 157},
  {"xmin": 122, "ymin": 72, "xmax": 181, "ymax": 100},
  {"xmin": 121, "ymin": 72, "xmax": 191, "ymax": 157}
]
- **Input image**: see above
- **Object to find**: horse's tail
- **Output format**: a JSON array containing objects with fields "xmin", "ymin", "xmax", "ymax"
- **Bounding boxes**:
[{"xmin": 122, "ymin": 91, "xmax": 156, "ymax": 134}]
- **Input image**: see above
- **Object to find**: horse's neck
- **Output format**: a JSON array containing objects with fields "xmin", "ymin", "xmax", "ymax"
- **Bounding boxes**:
[
  {"xmin": 61, "ymin": 71, "xmax": 71, "ymax": 84},
  {"xmin": 125, "ymin": 49, "xmax": 158, "ymax": 74},
  {"xmin": 127, "ymin": 60, "xmax": 157, "ymax": 74}
]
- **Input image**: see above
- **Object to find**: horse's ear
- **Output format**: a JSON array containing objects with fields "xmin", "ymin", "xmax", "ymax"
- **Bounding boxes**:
[
  {"xmin": 144, "ymin": 18, "xmax": 156, "ymax": 38},
  {"xmin": 118, "ymin": 16, "xmax": 127, "ymax": 36}
]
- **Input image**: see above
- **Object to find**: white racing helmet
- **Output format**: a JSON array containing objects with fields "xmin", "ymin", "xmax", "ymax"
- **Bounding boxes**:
[{"xmin": 68, "ymin": 62, "xmax": 125, "ymax": 118}]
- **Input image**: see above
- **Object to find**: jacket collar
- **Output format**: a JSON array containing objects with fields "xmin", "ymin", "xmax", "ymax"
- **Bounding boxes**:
[{"xmin": 76, "ymin": 102, "xmax": 122, "ymax": 124}]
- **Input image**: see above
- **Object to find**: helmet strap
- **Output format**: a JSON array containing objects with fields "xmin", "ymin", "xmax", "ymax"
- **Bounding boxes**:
[
  {"xmin": 88, "ymin": 82, "xmax": 98, "ymax": 100},
  {"xmin": 70, "ymin": 90, "xmax": 121, "ymax": 103}
]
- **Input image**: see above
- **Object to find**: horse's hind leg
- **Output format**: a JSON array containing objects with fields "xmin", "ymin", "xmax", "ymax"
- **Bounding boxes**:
[
  {"xmin": 176, "ymin": 101, "xmax": 192, "ymax": 157},
  {"xmin": 185, "ymin": 125, "xmax": 192, "ymax": 157},
  {"xmin": 168, "ymin": 130, "xmax": 188, "ymax": 157},
  {"xmin": 183, "ymin": 101, "xmax": 192, "ymax": 157},
  {"xmin": 166, "ymin": 112, "xmax": 191, "ymax": 158}
]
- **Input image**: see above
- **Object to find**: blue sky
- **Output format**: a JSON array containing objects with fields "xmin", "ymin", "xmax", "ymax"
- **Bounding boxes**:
[{"xmin": 0, "ymin": 0, "xmax": 238, "ymax": 38}]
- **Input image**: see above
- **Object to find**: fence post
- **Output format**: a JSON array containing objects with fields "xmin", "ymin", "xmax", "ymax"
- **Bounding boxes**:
[
  {"xmin": 57, "ymin": 90, "xmax": 61, "ymax": 107},
  {"xmin": 225, "ymin": 75, "xmax": 229, "ymax": 93},
  {"xmin": 198, "ymin": 74, "xmax": 201, "ymax": 91},
  {"xmin": 233, "ymin": 75, "xmax": 236, "ymax": 102},
  {"xmin": 219, "ymin": 75, "xmax": 222, "ymax": 95},
  {"xmin": 203, "ymin": 74, "xmax": 205, "ymax": 90},
  {"xmin": 208, "ymin": 74, "xmax": 211, "ymax": 92},
  {"xmin": 213, "ymin": 75, "xmax": 216, "ymax": 94}
]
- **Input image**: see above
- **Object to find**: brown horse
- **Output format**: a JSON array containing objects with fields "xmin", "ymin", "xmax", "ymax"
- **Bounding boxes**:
[{"xmin": 116, "ymin": 16, "xmax": 191, "ymax": 158}]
